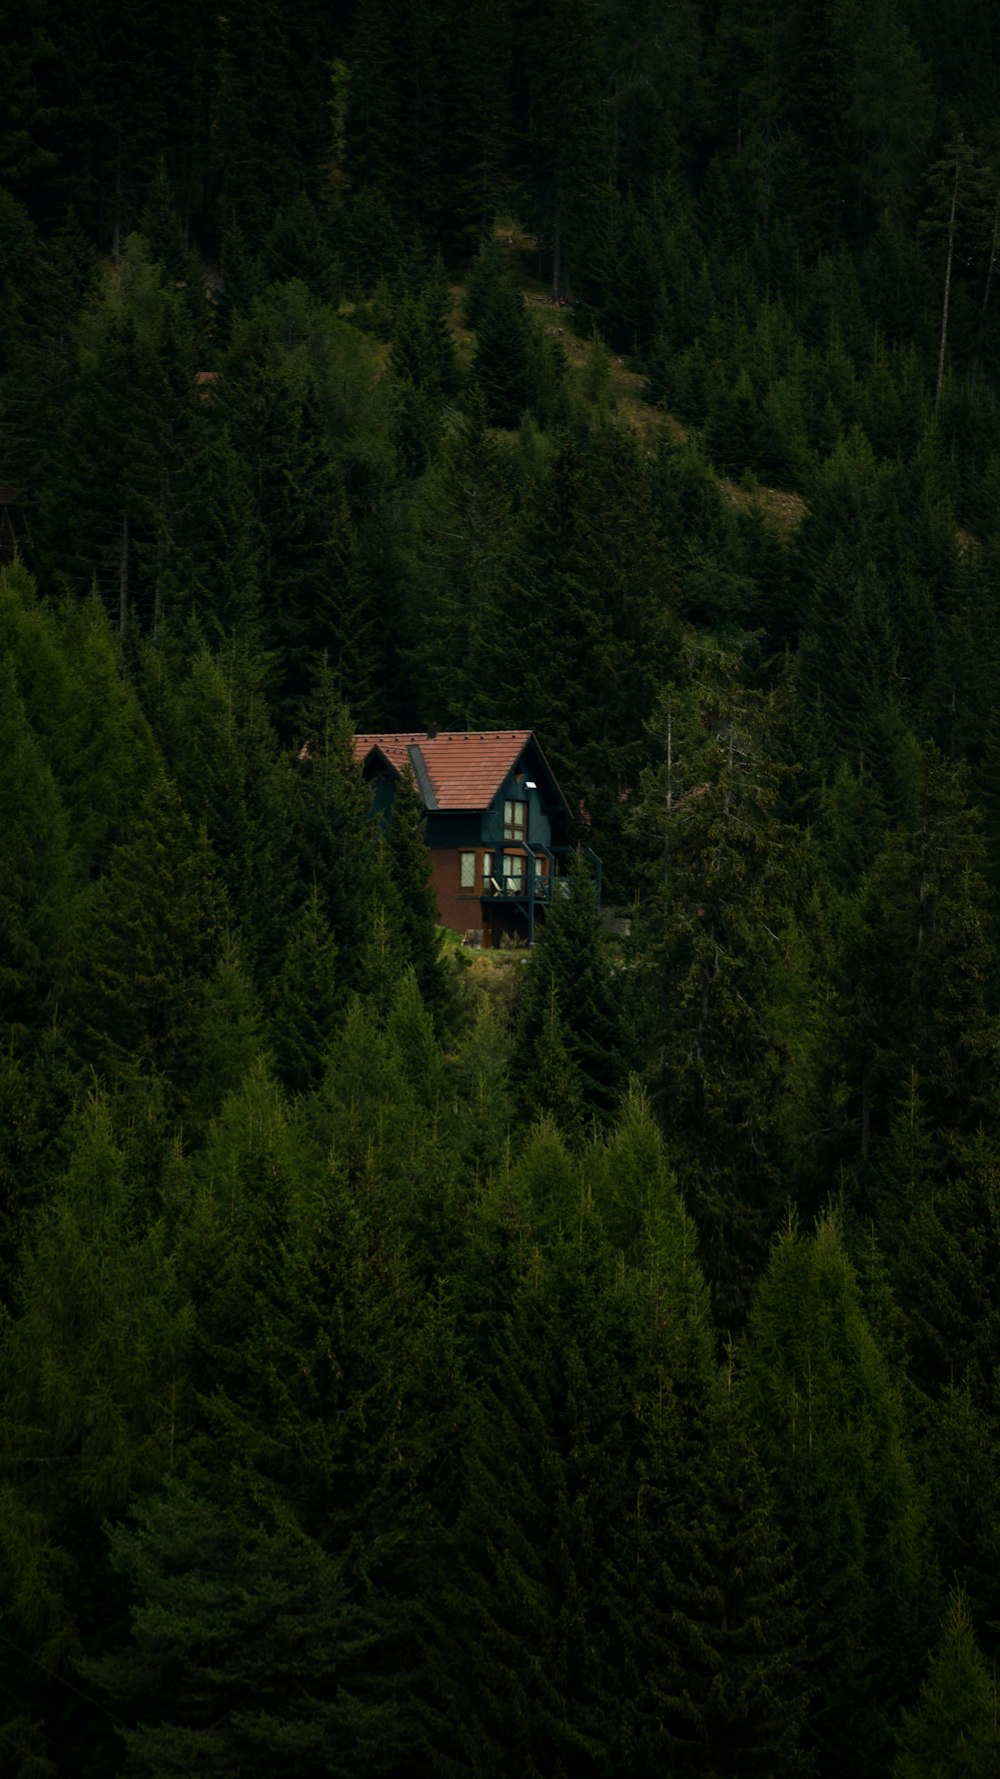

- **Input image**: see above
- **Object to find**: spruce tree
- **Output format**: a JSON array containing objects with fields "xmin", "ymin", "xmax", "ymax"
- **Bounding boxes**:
[
  {"xmin": 285, "ymin": 663, "xmax": 378, "ymax": 998},
  {"xmin": 742, "ymin": 1216, "xmax": 925, "ymax": 1779},
  {"xmin": 385, "ymin": 761, "xmax": 450, "ymax": 1028},
  {"xmin": 424, "ymin": 1204, "xmax": 642, "ymax": 1777},
  {"xmin": 68, "ymin": 771, "xmax": 228, "ymax": 1111},
  {"xmin": 269, "ymin": 884, "xmax": 341, "ymax": 1096},
  {"xmin": 403, "ymin": 385, "xmax": 515, "ymax": 729},
  {"xmin": 851, "ymin": 745, "xmax": 1000, "ymax": 1175},
  {"xmin": 0, "ymin": 653, "xmax": 74, "ymax": 1042},
  {"xmin": 469, "ymin": 250, "xmax": 535, "ymax": 426},
  {"xmin": 630, "ymin": 640, "xmax": 796, "ymax": 1322},
  {"xmin": 648, "ymin": 1377, "xmax": 816, "ymax": 1777},
  {"xmin": 515, "ymin": 847, "xmax": 625, "ymax": 1129},
  {"xmin": 89, "ymin": 1474, "xmax": 405, "ymax": 1778},
  {"xmin": 894, "ymin": 1589, "xmax": 1000, "ymax": 1779}
]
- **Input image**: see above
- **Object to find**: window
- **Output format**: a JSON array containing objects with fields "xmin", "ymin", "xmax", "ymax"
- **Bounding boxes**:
[
  {"xmin": 505, "ymin": 851, "xmax": 525, "ymax": 893},
  {"xmin": 503, "ymin": 798, "xmax": 527, "ymax": 841},
  {"xmin": 482, "ymin": 851, "xmax": 494, "ymax": 894},
  {"xmin": 534, "ymin": 854, "xmax": 550, "ymax": 894},
  {"xmin": 460, "ymin": 851, "xmax": 476, "ymax": 891}
]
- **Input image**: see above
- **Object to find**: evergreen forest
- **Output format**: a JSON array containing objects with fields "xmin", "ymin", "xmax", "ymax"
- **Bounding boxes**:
[{"xmin": 5, "ymin": 1, "xmax": 1000, "ymax": 1772}]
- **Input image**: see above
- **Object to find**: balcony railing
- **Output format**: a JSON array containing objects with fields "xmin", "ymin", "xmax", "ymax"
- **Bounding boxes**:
[{"xmin": 479, "ymin": 845, "xmax": 601, "ymax": 903}]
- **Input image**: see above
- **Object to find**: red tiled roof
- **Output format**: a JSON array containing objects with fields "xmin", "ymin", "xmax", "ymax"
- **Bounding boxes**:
[{"xmin": 353, "ymin": 730, "xmax": 537, "ymax": 810}]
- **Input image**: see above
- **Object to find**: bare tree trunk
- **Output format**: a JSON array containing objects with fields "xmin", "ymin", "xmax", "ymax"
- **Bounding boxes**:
[
  {"xmin": 971, "ymin": 187, "xmax": 1000, "ymax": 396},
  {"xmin": 112, "ymin": 147, "xmax": 123, "ymax": 263},
  {"xmin": 119, "ymin": 510, "xmax": 129, "ymax": 634},
  {"xmin": 935, "ymin": 153, "xmax": 960, "ymax": 412}
]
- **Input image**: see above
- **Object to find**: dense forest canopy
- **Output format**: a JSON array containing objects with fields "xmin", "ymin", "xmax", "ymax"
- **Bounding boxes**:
[{"xmin": 4, "ymin": 0, "xmax": 1000, "ymax": 1772}]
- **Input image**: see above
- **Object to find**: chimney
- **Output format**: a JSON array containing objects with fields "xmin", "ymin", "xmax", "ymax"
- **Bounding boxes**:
[{"xmin": 427, "ymin": 724, "xmax": 439, "ymax": 739}]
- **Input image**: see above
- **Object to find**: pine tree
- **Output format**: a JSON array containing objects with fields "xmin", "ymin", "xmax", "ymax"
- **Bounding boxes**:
[
  {"xmin": 0, "ymin": 653, "xmax": 74, "ymax": 1042},
  {"xmin": 285, "ymin": 664, "xmax": 378, "ymax": 998},
  {"xmin": 524, "ymin": 984, "xmax": 585, "ymax": 1138},
  {"xmin": 187, "ymin": 928, "xmax": 263, "ymax": 1131},
  {"xmin": 742, "ymin": 1216, "xmax": 925, "ymax": 1779},
  {"xmin": 89, "ymin": 1474, "xmax": 406, "ymax": 1778},
  {"xmin": 385, "ymin": 762, "xmax": 450, "ymax": 1027},
  {"xmin": 269, "ymin": 884, "xmax": 341, "ymax": 1095},
  {"xmin": 469, "ymin": 249, "xmax": 535, "ymax": 426},
  {"xmin": 424, "ymin": 1205, "xmax": 643, "ymax": 1777},
  {"xmin": 921, "ymin": 135, "xmax": 995, "ymax": 408},
  {"xmin": 852, "ymin": 745, "xmax": 1000, "ymax": 1174},
  {"xmin": 515, "ymin": 847, "xmax": 625, "ymax": 1129},
  {"xmin": 403, "ymin": 386, "xmax": 515, "ymax": 729},
  {"xmin": 162, "ymin": 639, "xmax": 294, "ymax": 984},
  {"xmin": 0, "ymin": 1081, "xmax": 191, "ymax": 1766},
  {"xmin": 68, "ymin": 771, "xmax": 228, "ymax": 1110},
  {"xmin": 447, "ymin": 994, "xmax": 516, "ymax": 1183},
  {"xmin": 630, "ymin": 640, "xmax": 796, "ymax": 1322},
  {"xmin": 649, "ymin": 1377, "xmax": 815, "ymax": 1777},
  {"xmin": 894, "ymin": 1589, "xmax": 1000, "ymax": 1779},
  {"xmin": 490, "ymin": 423, "xmax": 679, "ymax": 887}
]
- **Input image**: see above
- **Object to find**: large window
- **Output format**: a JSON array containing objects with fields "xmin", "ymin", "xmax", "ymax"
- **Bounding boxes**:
[
  {"xmin": 460, "ymin": 851, "xmax": 476, "ymax": 891},
  {"xmin": 482, "ymin": 851, "xmax": 494, "ymax": 894},
  {"xmin": 504, "ymin": 798, "xmax": 527, "ymax": 842}
]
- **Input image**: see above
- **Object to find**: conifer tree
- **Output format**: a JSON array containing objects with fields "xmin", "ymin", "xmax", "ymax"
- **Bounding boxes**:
[
  {"xmin": 173, "ymin": 1054, "xmax": 457, "ymax": 1772},
  {"xmin": 187, "ymin": 928, "xmax": 263, "ymax": 1131},
  {"xmin": 0, "ymin": 1083, "xmax": 191, "ymax": 1766},
  {"xmin": 424, "ymin": 1204, "xmax": 643, "ymax": 1777},
  {"xmin": 89, "ymin": 1475, "xmax": 403, "ymax": 1779},
  {"xmin": 525, "ymin": 983, "xmax": 585, "ymax": 1139},
  {"xmin": 68, "ymin": 771, "xmax": 228, "ymax": 1110},
  {"xmin": 595, "ymin": 1085, "xmax": 716, "ymax": 1388},
  {"xmin": 647, "ymin": 1376, "xmax": 816, "ymax": 1777},
  {"xmin": 269, "ymin": 884, "xmax": 341, "ymax": 1095},
  {"xmin": 894, "ymin": 1588, "xmax": 1000, "ymax": 1779},
  {"xmin": 162, "ymin": 639, "xmax": 294, "ymax": 984},
  {"xmin": 285, "ymin": 663, "xmax": 378, "ymax": 998},
  {"xmin": 631, "ymin": 640, "xmax": 795, "ymax": 1321},
  {"xmin": 742, "ymin": 1216, "xmax": 924, "ymax": 1779},
  {"xmin": 385, "ymin": 762, "xmax": 449, "ymax": 1028},
  {"xmin": 493, "ymin": 423, "xmax": 679, "ymax": 885},
  {"xmin": 447, "ymin": 993, "xmax": 516, "ymax": 1182},
  {"xmin": 0, "ymin": 564, "xmax": 160, "ymax": 882},
  {"xmin": 0, "ymin": 653, "xmax": 73, "ymax": 1041},
  {"xmin": 403, "ymin": 386, "xmax": 515, "ymax": 729},
  {"xmin": 851, "ymin": 745, "xmax": 1000, "ymax": 1174},
  {"xmin": 469, "ymin": 249, "xmax": 535, "ymax": 426},
  {"xmin": 515, "ymin": 847, "xmax": 625, "ymax": 1129}
]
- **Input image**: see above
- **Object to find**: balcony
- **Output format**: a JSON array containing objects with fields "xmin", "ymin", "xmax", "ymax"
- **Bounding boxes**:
[{"xmin": 480, "ymin": 844, "xmax": 601, "ymax": 904}]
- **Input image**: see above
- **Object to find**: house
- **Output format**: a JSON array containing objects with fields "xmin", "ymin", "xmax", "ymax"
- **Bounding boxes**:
[{"xmin": 352, "ymin": 729, "xmax": 600, "ymax": 947}]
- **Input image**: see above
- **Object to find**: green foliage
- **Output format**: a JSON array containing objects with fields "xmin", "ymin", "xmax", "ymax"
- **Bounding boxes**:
[
  {"xmin": 515, "ymin": 848, "xmax": 625, "ymax": 1129},
  {"xmin": 631, "ymin": 640, "xmax": 797, "ymax": 1321},
  {"xmin": 742, "ymin": 1216, "xmax": 924, "ymax": 1778},
  {"xmin": 270, "ymin": 884, "xmax": 341, "ymax": 1095},
  {"xmin": 648, "ymin": 1377, "xmax": 816, "ymax": 1777},
  {"xmin": 68, "ymin": 771, "xmax": 227, "ymax": 1109},
  {"xmin": 0, "ymin": 653, "xmax": 73, "ymax": 1039},
  {"xmin": 385, "ymin": 763, "xmax": 450, "ymax": 1026},
  {"xmin": 91, "ymin": 1475, "xmax": 403, "ymax": 1777},
  {"xmin": 894, "ymin": 1589, "xmax": 1000, "ymax": 1779},
  {"xmin": 468, "ymin": 246, "xmax": 535, "ymax": 426},
  {"xmin": 402, "ymin": 387, "xmax": 515, "ymax": 728},
  {"xmin": 9, "ymin": 12, "xmax": 1000, "ymax": 1766},
  {"xmin": 2, "ymin": 1090, "xmax": 190, "ymax": 1519},
  {"xmin": 425, "ymin": 1203, "xmax": 654, "ymax": 1776}
]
